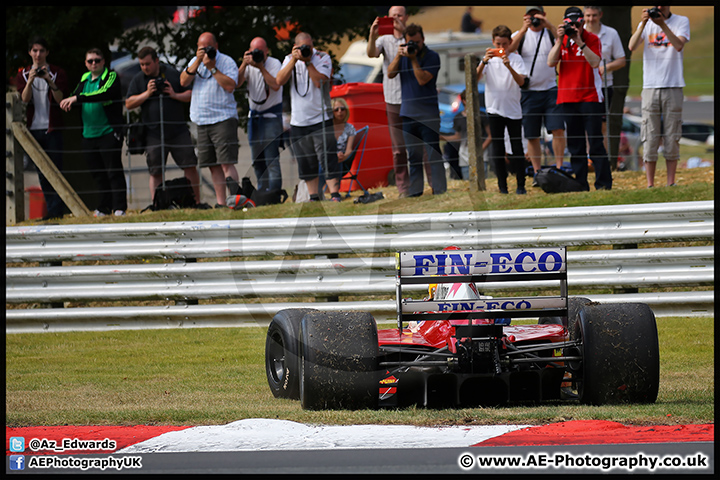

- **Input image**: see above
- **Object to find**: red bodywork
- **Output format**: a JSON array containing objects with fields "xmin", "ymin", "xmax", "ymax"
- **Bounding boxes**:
[{"xmin": 378, "ymin": 319, "xmax": 567, "ymax": 352}]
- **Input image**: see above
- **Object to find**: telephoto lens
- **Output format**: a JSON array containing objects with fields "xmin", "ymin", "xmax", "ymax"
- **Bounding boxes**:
[{"xmin": 251, "ymin": 48, "xmax": 264, "ymax": 63}]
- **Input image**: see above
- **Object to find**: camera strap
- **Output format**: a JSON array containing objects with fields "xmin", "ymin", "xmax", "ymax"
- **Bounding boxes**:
[
  {"xmin": 292, "ymin": 63, "xmax": 311, "ymax": 97},
  {"xmin": 249, "ymin": 69, "xmax": 270, "ymax": 105},
  {"xmin": 528, "ymin": 29, "xmax": 545, "ymax": 78}
]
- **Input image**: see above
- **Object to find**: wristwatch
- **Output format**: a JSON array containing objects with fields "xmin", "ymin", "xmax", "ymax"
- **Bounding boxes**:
[{"xmin": 210, "ymin": 67, "xmax": 218, "ymax": 75}]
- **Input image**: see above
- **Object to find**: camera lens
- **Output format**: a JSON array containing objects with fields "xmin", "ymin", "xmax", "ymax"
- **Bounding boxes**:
[
  {"xmin": 648, "ymin": 7, "xmax": 661, "ymax": 19},
  {"xmin": 251, "ymin": 49, "xmax": 264, "ymax": 63},
  {"xmin": 203, "ymin": 46, "xmax": 217, "ymax": 60},
  {"xmin": 299, "ymin": 44, "xmax": 312, "ymax": 58},
  {"xmin": 406, "ymin": 40, "xmax": 418, "ymax": 55},
  {"xmin": 531, "ymin": 16, "xmax": 541, "ymax": 27}
]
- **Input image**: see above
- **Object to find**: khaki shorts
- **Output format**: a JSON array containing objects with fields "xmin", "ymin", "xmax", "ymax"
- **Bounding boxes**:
[
  {"xmin": 641, "ymin": 88, "xmax": 683, "ymax": 163},
  {"xmin": 196, "ymin": 117, "xmax": 239, "ymax": 167}
]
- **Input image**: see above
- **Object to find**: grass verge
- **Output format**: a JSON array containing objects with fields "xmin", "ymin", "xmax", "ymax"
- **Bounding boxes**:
[{"xmin": 5, "ymin": 317, "xmax": 713, "ymax": 427}]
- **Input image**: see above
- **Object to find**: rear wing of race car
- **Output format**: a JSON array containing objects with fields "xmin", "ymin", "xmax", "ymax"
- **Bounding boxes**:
[{"xmin": 395, "ymin": 248, "xmax": 568, "ymax": 330}]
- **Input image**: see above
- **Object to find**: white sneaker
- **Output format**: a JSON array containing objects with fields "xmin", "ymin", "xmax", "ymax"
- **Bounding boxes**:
[
  {"xmin": 113, "ymin": 210, "xmax": 126, "ymax": 216},
  {"xmin": 93, "ymin": 210, "xmax": 106, "ymax": 218}
]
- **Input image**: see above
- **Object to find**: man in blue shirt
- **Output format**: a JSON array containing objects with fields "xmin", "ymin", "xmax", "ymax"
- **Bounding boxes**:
[{"xmin": 387, "ymin": 23, "xmax": 446, "ymax": 197}]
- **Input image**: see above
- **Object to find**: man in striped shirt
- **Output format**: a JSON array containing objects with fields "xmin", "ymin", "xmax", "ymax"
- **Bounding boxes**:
[{"xmin": 181, "ymin": 32, "xmax": 240, "ymax": 207}]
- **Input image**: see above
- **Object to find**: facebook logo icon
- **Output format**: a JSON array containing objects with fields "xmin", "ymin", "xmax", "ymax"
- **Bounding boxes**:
[{"xmin": 9, "ymin": 455, "xmax": 25, "ymax": 471}]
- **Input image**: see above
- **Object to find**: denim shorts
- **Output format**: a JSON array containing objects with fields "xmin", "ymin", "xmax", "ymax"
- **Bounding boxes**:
[{"xmin": 520, "ymin": 88, "xmax": 565, "ymax": 138}]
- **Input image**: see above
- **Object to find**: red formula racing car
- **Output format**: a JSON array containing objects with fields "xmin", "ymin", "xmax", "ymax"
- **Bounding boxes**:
[{"xmin": 265, "ymin": 247, "xmax": 659, "ymax": 410}]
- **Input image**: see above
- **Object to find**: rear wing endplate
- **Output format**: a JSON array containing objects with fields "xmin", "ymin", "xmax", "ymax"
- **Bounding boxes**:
[{"xmin": 396, "ymin": 248, "xmax": 568, "ymax": 329}]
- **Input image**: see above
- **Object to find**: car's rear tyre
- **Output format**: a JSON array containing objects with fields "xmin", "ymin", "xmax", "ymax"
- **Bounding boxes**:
[
  {"xmin": 539, "ymin": 296, "xmax": 593, "ymax": 325},
  {"xmin": 300, "ymin": 311, "xmax": 379, "ymax": 410},
  {"xmin": 265, "ymin": 308, "xmax": 316, "ymax": 399},
  {"xmin": 570, "ymin": 302, "xmax": 659, "ymax": 405}
]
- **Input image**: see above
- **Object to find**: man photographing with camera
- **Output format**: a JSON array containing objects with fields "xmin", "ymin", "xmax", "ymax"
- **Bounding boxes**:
[
  {"xmin": 548, "ymin": 6, "xmax": 612, "ymax": 192},
  {"xmin": 628, "ymin": 6, "xmax": 689, "ymax": 188},
  {"xmin": 238, "ymin": 37, "xmax": 283, "ymax": 193},
  {"xmin": 126, "ymin": 46, "xmax": 200, "ymax": 205},
  {"xmin": 180, "ymin": 32, "xmax": 240, "ymax": 208},
  {"xmin": 387, "ymin": 23, "xmax": 446, "ymax": 197},
  {"xmin": 507, "ymin": 6, "xmax": 567, "ymax": 179},
  {"xmin": 276, "ymin": 32, "xmax": 343, "ymax": 202}
]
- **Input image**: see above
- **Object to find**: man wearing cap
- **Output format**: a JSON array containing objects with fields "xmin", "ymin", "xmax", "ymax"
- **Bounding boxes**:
[
  {"xmin": 548, "ymin": 6, "xmax": 612, "ymax": 191},
  {"xmin": 508, "ymin": 6, "xmax": 567, "ymax": 181},
  {"xmin": 628, "ymin": 6, "xmax": 689, "ymax": 188}
]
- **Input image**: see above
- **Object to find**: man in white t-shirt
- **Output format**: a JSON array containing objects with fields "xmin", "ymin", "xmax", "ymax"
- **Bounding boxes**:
[
  {"xmin": 477, "ymin": 25, "xmax": 529, "ymax": 195},
  {"xmin": 629, "ymin": 6, "xmax": 690, "ymax": 188},
  {"xmin": 238, "ymin": 37, "xmax": 284, "ymax": 192},
  {"xmin": 508, "ymin": 6, "xmax": 566, "ymax": 178},
  {"xmin": 367, "ymin": 6, "xmax": 411, "ymax": 196},
  {"xmin": 584, "ymin": 6, "xmax": 626, "ymax": 152},
  {"xmin": 276, "ymin": 32, "xmax": 342, "ymax": 202}
]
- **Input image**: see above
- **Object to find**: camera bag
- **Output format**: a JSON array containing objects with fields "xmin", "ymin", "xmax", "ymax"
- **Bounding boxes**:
[{"xmin": 535, "ymin": 166, "xmax": 584, "ymax": 194}]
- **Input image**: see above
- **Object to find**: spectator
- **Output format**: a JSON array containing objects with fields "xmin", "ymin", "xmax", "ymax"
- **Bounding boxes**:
[
  {"xmin": 508, "ymin": 6, "xmax": 567, "ymax": 182},
  {"xmin": 583, "ymin": 6, "xmax": 627, "ymax": 153},
  {"xmin": 16, "ymin": 37, "xmax": 68, "ymax": 219},
  {"xmin": 180, "ymin": 32, "xmax": 240, "ymax": 207},
  {"xmin": 387, "ymin": 23, "xmax": 447, "ymax": 197},
  {"xmin": 276, "ymin": 32, "xmax": 343, "ymax": 202},
  {"xmin": 440, "ymin": 90, "xmax": 492, "ymax": 180},
  {"xmin": 461, "ymin": 7, "xmax": 483, "ymax": 33},
  {"xmin": 238, "ymin": 37, "xmax": 284, "ymax": 192},
  {"xmin": 548, "ymin": 6, "xmax": 612, "ymax": 191},
  {"xmin": 628, "ymin": 6, "xmax": 689, "ymax": 188},
  {"xmin": 367, "ymin": 6, "xmax": 411, "ymax": 196},
  {"xmin": 125, "ymin": 46, "xmax": 201, "ymax": 204},
  {"xmin": 332, "ymin": 98, "xmax": 356, "ymax": 166},
  {"xmin": 60, "ymin": 48, "xmax": 127, "ymax": 217},
  {"xmin": 477, "ymin": 25, "xmax": 529, "ymax": 194}
]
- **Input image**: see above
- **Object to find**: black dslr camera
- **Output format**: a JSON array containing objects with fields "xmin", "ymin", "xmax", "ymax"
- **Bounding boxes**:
[
  {"xmin": 561, "ymin": 22, "xmax": 577, "ymax": 37},
  {"xmin": 648, "ymin": 7, "xmax": 662, "ymax": 19},
  {"xmin": 203, "ymin": 45, "xmax": 217, "ymax": 60},
  {"xmin": 404, "ymin": 40, "xmax": 418, "ymax": 55},
  {"xmin": 298, "ymin": 44, "xmax": 312, "ymax": 59},
  {"xmin": 530, "ymin": 16, "xmax": 542, "ymax": 28},
  {"xmin": 153, "ymin": 77, "xmax": 166, "ymax": 93},
  {"xmin": 250, "ymin": 48, "xmax": 264, "ymax": 63}
]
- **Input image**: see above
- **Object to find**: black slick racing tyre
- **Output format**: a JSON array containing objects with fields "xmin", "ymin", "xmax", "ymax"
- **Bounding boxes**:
[
  {"xmin": 299, "ymin": 311, "xmax": 379, "ymax": 410},
  {"xmin": 265, "ymin": 308, "xmax": 316, "ymax": 400},
  {"xmin": 571, "ymin": 302, "xmax": 659, "ymax": 405}
]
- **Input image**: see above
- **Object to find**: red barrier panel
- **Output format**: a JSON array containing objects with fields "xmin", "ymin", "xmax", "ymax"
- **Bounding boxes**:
[{"xmin": 331, "ymin": 83, "xmax": 394, "ymax": 191}]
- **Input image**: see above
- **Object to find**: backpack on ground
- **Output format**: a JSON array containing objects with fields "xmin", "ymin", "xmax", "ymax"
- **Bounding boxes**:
[
  {"xmin": 535, "ymin": 166, "xmax": 584, "ymax": 194},
  {"xmin": 144, "ymin": 177, "xmax": 197, "ymax": 211}
]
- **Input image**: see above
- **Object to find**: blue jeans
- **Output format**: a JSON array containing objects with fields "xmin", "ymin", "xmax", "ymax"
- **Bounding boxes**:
[
  {"xmin": 401, "ymin": 115, "xmax": 446, "ymax": 196},
  {"xmin": 30, "ymin": 129, "xmax": 66, "ymax": 218},
  {"xmin": 248, "ymin": 105, "xmax": 283, "ymax": 191},
  {"xmin": 562, "ymin": 102, "xmax": 612, "ymax": 191}
]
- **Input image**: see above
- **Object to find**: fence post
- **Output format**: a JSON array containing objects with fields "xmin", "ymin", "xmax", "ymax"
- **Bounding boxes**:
[
  {"xmin": 465, "ymin": 53, "xmax": 485, "ymax": 192},
  {"xmin": 6, "ymin": 92, "xmax": 25, "ymax": 224}
]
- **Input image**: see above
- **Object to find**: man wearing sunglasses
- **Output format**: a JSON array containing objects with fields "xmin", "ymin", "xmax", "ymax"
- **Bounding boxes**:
[
  {"xmin": 60, "ymin": 48, "xmax": 127, "ymax": 217},
  {"xmin": 548, "ymin": 6, "xmax": 612, "ymax": 192}
]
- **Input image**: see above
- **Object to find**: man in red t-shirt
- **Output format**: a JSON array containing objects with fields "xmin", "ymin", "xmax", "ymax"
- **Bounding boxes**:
[{"xmin": 548, "ymin": 6, "xmax": 612, "ymax": 191}]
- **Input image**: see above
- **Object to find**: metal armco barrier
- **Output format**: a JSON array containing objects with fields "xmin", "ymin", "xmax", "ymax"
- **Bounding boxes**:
[{"xmin": 6, "ymin": 201, "xmax": 714, "ymax": 333}]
